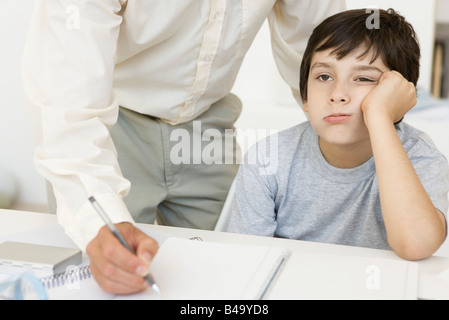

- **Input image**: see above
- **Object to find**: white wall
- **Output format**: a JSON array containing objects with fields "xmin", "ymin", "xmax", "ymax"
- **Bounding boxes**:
[
  {"xmin": 0, "ymin": 0, "xmax": 47, "ymax": 210},
  {"xmin": 233, "ymin": 22, "xmax": 306, "ymax": 132},
  {"xmin": 436, "ymin": 0, "xmax": 449, "ymax": 24}
]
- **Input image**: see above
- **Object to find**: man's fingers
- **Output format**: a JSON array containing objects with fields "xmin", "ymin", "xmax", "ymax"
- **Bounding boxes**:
[
  {"xmin": 119, "ymin": 223, "xmax": 159, "ymax": 262},
  {"xmin": 89, "ymin": 261, "xmax": 149, "ymax": 295},
  {"xmin": 86, "ymin": 223, "xmax": 159, "ymax": 294}
]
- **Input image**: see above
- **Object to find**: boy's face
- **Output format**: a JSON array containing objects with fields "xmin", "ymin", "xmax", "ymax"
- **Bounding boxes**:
[{"xmin": 304, "ymin": 46, "xmax": 390, "ymax": 151}]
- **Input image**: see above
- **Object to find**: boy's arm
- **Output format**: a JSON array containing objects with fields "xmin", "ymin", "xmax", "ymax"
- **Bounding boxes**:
[{"xmin": 362, "ymin": 71, "xmax": 447, "ymax": 260}]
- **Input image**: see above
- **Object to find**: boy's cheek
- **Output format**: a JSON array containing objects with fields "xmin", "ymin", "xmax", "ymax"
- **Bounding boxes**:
[{"xmin": 357, "ymin": 85, "xmax": 378, "ymax": 106}]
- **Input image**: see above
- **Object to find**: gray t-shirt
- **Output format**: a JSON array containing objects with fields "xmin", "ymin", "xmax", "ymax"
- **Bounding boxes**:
[{"xmin": 226, "ymin": 121, "xmax": 449, "ymax": 250}]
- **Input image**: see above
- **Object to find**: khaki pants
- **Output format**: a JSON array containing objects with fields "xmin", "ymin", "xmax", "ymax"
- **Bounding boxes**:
[
  {"xmin": 112, "ymin": 94, "xmax": 242, "ymax": 230},
  {"xmin": 49, "ymin": 94, "xmax": 242, "ymax": 230}
]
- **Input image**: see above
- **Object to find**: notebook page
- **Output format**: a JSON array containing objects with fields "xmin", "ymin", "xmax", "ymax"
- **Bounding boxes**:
[
  {"xmin": 118, "ymin": 238, "xmax": 288, "ymax": 300},
  {"xmin": 267, "ymin": 252, "xmax": 419, "ymax": 300}
]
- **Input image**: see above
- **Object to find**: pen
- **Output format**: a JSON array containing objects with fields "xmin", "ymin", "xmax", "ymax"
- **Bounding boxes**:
[{"xmin": 88, "ymin": 196, "xmax": 161, "ymax": 296}]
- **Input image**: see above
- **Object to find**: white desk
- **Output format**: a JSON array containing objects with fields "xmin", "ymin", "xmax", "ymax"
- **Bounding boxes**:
[{"xmin": 1, "ymin": 209, "xmax": 449, "ymax": 300}]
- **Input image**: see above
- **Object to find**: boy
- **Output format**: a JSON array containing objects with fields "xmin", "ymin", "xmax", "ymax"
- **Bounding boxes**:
[{"xmin": 226, "ymin": 9, "xmax": 449, "ymax": 260}]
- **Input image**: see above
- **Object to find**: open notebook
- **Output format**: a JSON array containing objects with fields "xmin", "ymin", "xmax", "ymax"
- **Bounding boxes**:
[{"xmin": 43, "ymin": 237, "xmax": 288, "ymax": 300}]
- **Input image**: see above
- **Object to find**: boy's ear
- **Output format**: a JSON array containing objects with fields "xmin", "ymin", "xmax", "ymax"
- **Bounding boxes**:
[{"xmin": 302, "ymin": 101, "xmax": 309, "ymax": 112}]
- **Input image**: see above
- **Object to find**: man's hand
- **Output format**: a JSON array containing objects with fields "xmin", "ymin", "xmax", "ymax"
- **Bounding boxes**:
[
  {"xmin": 86, "ymin": 222, "xmax": 159, "ymax": 295},
  {"xmin": 361, "ymin": 70, "xmax": 417, "ymax": 127}
]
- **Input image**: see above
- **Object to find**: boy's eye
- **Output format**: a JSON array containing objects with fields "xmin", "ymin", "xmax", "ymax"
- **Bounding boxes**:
[
  {"xmin": 317, "ymin": 74, "xmax": 333, "ymax": 81},
  {"xmin": 355, "ymin": 77, "xmax": 376, "ymax": 82}
]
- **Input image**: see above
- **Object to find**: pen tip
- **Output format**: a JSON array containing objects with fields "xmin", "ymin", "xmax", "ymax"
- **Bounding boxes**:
[{"xmin": 152, "ymin": 283, "xmax": 162, "ymax": 296}]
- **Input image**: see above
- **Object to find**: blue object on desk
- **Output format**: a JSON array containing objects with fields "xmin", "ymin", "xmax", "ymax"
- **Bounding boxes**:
[{"xmin": 0, "ymin": 272, "xmax": 48, "ymax": 300}]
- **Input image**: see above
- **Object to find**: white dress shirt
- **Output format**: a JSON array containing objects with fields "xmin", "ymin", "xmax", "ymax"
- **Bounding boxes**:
[{"xmin": 22, "ymin": 0, "xmax": 345, "ymax": 251}]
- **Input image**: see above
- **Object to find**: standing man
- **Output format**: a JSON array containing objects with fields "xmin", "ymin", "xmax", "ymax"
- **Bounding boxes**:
[{"xmin": 22, "ymin": 1, "xmax": 348, "ymax": 294}]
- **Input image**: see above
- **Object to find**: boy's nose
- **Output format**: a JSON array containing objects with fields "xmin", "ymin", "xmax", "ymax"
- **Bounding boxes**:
[
  {"xmin": 330, "ymin": 96, "xmax": 348, "ymax": 103},
  {"xmin": 330, "ymin": 83, "xmax": 350, "ymax": 104}
]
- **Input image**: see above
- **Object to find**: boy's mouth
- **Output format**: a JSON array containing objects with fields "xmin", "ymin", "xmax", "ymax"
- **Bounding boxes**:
[{"xmin": 323, "ymin": 113, "xmax": 352, "ymax": 123}]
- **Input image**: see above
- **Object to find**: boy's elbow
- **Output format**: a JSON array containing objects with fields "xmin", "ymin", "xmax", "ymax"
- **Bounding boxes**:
[
  {"xmin": 391, "ymin": 237, "xmax": 444, "ymax": 261},
  {"xmin": 389, "ymin": 210, "xmax": 447, "ymax": 261},
  {"xmin": 393, "ymin": 245, "xmax": 433, "ymax": 261}
]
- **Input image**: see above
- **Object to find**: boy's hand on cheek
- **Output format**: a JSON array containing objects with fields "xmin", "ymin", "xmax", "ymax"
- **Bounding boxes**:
[{"xmin": 361, "ymin": 71, "xmax": 416, "ymax": 128}]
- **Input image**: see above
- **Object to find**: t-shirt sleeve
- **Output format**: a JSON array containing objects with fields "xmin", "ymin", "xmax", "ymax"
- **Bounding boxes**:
[
  {"xmin": 225, "ymin": 140, "xmax": 279, "ymax": 236},
  {"xmin": 406, "ymin": 130, "xmax": 449, "ymax": 219}
]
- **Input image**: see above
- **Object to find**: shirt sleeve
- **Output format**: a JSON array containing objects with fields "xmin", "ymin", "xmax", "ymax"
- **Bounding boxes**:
[
  {"xmin": 406, "ymin": 132, "xmax": 449, "ymax": 219},
  {"xmin": 226, "ymin": 140, "xmax": 279, "ymax": 237},
  {"xmin": 21, "ymin": 0, "xmax": 134, "ymax": 251},
  {"xmin": 268, "ymin": 0, "xmax": 346, "ymax": 104}
]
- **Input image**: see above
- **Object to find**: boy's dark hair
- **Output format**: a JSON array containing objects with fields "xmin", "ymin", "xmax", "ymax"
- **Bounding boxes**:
[{"xmin": 299, "ymin": 8, "xmax": 420, "ymax": 102}]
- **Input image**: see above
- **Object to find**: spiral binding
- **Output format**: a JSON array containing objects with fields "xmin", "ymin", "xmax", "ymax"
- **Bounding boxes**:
[{"xmin": 40, "ymin": 265, "xmax": 92, "ymax": 289}]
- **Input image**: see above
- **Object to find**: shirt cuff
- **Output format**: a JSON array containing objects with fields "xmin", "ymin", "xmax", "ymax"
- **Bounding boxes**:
[{"xmin": 55, "ymin": 191, "xmax": 135, "ymax": 252}]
